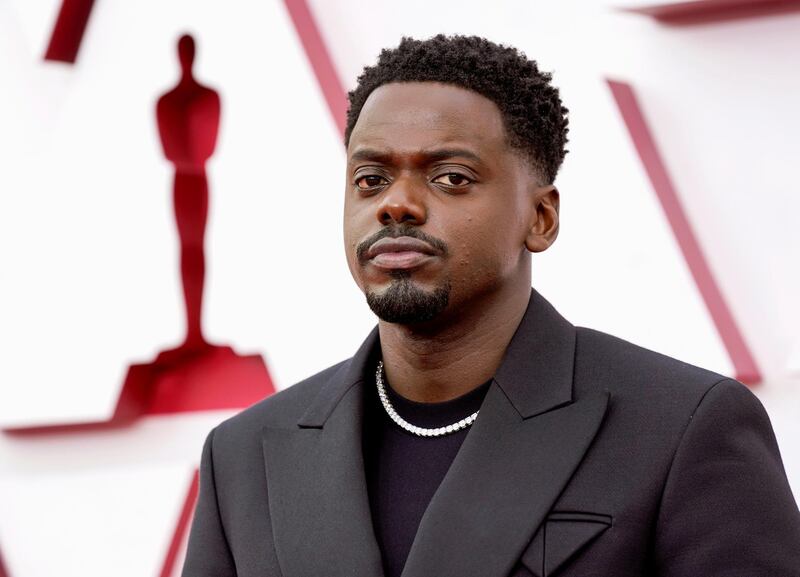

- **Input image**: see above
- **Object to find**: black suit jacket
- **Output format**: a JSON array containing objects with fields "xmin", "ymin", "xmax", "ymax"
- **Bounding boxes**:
[{"xmin": 182, "ymin": 289, "xmax": 800, "ymax": 576}]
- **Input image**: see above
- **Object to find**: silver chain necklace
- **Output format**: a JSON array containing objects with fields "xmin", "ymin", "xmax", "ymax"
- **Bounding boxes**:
[{"xmin": 375, "ymin": 360, "xmax": 479, "ymax": 437}]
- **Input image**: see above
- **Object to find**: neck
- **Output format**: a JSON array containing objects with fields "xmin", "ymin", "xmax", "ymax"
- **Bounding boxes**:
[{"xmin": 378, "ymin": 277, "xmax": 532, "ymax": 403}]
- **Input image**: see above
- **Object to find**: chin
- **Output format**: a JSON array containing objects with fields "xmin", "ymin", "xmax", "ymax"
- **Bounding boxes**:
[{"xmin": 365, "ymin": 276, "xmax": 451, "ymax": 324}]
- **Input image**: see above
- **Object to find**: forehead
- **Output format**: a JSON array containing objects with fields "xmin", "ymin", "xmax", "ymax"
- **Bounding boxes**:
[{"xmin": 347, "ymin": 82, "xmax": 509, "ymax": 157}]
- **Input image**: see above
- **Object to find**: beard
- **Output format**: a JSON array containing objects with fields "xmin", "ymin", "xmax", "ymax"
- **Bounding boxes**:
[
  {"xmin": 366, "ymin": 272, "xmax": 450, "ymax": 324},
  {"xmin": 357, "ymin": 224, "xmax": 450, "ymax": 324}
]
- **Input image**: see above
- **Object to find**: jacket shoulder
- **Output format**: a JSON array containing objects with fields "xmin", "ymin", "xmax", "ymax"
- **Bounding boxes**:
[{"xmin": 574, "ymin": 326, "xmax": 733, "ymax": 409}]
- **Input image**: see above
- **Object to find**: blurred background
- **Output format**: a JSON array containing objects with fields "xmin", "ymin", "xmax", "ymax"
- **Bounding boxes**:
[{"xmin": 0, "ymin": 0, "xmax": 798, "ymax": 575}]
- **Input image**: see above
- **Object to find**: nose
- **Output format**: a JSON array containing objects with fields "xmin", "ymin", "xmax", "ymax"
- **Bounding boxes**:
[{"xmin": 376, "ymin": 177, "xmax": 427, "ymax": 226}]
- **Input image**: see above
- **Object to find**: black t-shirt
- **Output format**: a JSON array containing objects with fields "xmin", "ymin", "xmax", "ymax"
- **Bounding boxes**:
[{"xmin": 362, "ymin": 367, "xmax": 492, "ymax": 577}]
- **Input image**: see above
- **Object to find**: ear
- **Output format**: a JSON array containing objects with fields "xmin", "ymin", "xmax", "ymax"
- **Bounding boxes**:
[{"xmin": 525, "ymin": 185, "xmax": 560, "ymax": 253}]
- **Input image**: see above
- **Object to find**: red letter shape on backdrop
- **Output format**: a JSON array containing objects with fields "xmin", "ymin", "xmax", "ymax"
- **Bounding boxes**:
[
  {"xmin": 606, "ymin": 79, "xmax": 760, "ymax": 385},
  {"xmin": 44, "ymin": 0, "xmax": 96, "ymax": 63},
  {"xmin": 620, "ymin": 0, "xmax": 800, "ymax": 26}
]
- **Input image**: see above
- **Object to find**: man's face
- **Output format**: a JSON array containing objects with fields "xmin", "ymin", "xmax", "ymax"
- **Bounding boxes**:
[{"xmin": 344, "ymin": 81, "xmax": 548, "ymax": 325}]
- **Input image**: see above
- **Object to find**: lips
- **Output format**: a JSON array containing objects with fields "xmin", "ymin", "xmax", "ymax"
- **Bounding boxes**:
[{"xmin": 365, "ymin": 236, "xmax": 439, "ymax": 270}]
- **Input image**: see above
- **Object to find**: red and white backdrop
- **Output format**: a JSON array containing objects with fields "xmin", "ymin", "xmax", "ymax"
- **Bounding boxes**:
[{"xmin": 0, "ymin": 0, "xmax": 798, "ymax": 574}]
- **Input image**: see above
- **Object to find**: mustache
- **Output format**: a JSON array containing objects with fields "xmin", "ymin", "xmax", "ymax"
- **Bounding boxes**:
[{"xmin": 356, "ymin": 225, "xmax": 449, "ymax": 263}]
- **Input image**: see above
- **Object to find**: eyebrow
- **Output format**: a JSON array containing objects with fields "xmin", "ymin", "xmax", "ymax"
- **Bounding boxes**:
[{"xmin": 349, "ymin": 147, "xmax": 484, "ymax": 165}]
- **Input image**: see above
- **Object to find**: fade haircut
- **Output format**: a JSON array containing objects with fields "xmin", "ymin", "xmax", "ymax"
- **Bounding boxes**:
[{"xmin": 344, "ymin": 34, "xmax": 569, "ymax": 184}]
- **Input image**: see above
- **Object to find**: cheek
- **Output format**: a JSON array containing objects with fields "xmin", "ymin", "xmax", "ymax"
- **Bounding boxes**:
[
  {"xmin": 449, "ymin": 224, "xmax": 498, "ymax": 277},
  {"xmin": 342, "ymin": 230, "xmax": 361, "ymax": 280},
  {"xmin": 342, "ymin": 208, "xmax": 376, "ymax": 289},
  {"xmin": 342, "ymin": 197, "xmax": 364, "ymax": 246},
  {"xmin": 342, "ymin": 216, "xmax": 360, "ymax": 277},
  {"xmin": 447, "ymin": 218, "xmax": 523, "ymax": 283}
]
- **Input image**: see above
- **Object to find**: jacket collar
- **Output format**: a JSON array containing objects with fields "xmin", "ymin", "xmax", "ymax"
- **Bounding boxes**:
[
  {"xmin": 494, "ymin": 287, "xmax": 574, "ymax": 418},
  {"xmin": 296, "ymin": 323, "xmax": 379, "ymax": 428},
  {"xmin": 297, "ymin": 287, "xmax": 574, "ymax": 428}
]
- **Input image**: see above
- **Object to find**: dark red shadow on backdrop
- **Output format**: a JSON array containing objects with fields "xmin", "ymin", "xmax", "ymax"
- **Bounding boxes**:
[
  {"xmin": 0, "ymin": 547, "xmax": 8, "ymax": 577},
  {"xmin": 44, "ymin": 0, "xmax": 96, "ymax": 63},
  {"xmin": 284, "ymin": 0, "xmax": 348, "ymax": 135},
  {"xmin": 621, "ymin": 0, "xmax": 800, "ymax": 25},
  {"xmin": 606, "ymin": 79, "xmax": 761, "ymax": 384},
  {"xmin": 159, "ymin": 469, "xmax": 199, "ymax": 577}
]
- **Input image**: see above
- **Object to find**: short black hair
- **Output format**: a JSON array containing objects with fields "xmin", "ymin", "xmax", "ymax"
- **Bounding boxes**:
[{"xmin": 344, "ymin": 34, "xmax": 569, "ymax": 184}]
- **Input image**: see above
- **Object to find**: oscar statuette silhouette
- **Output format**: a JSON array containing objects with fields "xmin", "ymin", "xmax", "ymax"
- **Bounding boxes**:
[
  {"xmin": 4, "ymin": 34, "xmax": 273, "ymax": 434},
  {"xmin": 156, "ymin": 33, "xmax": 219, "ymax": 359},
  {"xmin": 134, "ymin": 33, "xmax": 273, "ymax": 415}
]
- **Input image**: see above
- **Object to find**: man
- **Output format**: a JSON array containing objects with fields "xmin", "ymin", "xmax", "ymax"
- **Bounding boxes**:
[{"xmin": 182, "ymin": 35, "xmax": 800, "ymax": 577}]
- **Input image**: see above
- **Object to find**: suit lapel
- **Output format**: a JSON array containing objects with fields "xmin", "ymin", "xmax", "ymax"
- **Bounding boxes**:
[
  {"xmin": 261, "ymin": 329, "xmax": 385, "ymax": 577},
  {"xmin": 400, "ymin": 386, "xmax": 608, "ymax": 577},
  {"xmin": 400, "ymin": 290, "xmax": 610, "ymax": 577},
  {"xmin": 261, "ymin": 290, "xmax": 609, "ymax": 577}
]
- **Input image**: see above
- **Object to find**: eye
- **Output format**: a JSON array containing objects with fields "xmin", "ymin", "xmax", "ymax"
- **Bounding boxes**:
[
  {"xmin": 355, "ymin": 174, "xmax": 389, "ymax": 190},
  {"xmin": 432, "ymin": 173, "xmax": 472, "ymax": 188}
]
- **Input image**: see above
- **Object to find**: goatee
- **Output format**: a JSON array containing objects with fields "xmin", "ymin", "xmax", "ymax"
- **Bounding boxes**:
[{"xmin": 366, "ymin": 273, "xmax": 450, "ymax": 324}]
